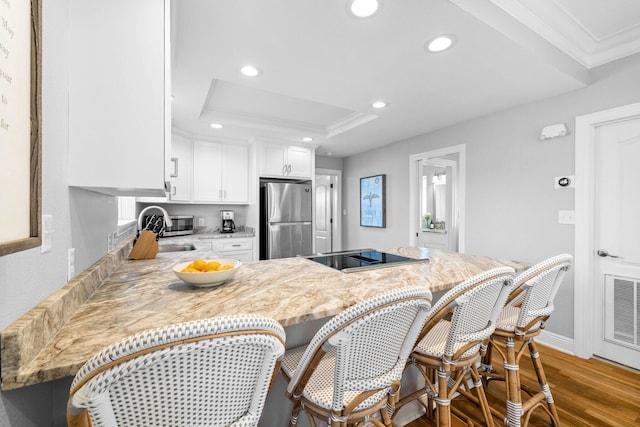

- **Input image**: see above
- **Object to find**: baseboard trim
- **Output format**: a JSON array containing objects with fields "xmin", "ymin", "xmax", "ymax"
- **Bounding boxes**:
[{"xmin": 537, "ymin": 330, "xmax": 575, "ymax": 355}]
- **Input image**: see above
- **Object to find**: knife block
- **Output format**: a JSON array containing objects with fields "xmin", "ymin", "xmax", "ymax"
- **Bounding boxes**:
[{"xmin": 128, "ymin": 230, "xmax": 159, "ymax": 259}]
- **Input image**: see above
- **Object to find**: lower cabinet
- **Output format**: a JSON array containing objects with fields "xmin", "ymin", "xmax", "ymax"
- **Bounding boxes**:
[
  {"xmin": 419, "ymin": 231, "xmax": 449, "ymax": 250},
  {"xmin": 209, "ymin": 237, "xmax": 254, "ymax": 262}
]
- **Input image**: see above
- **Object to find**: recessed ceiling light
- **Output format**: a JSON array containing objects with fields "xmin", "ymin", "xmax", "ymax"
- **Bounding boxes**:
[
  {"xmin": 426, "ymin": 35, "xmax": 455, "ymax": 53},
  {"xmin": 240, "ymin": 65, "xmax": 261, "ymax": 77},
  {"xmin": 348, "ymin": 0, "xmax": 381, "ymax": 18},
  {"xmin": 371, "ymin": 101, "xmax": 388, "ymax": 109},
  {"xmin": 209, "ymin": 123, "xmax": 223, "ymax": 129},
  {"xmin": 302, "ymin": 137, "xmax": 313, "ymax": 142}
]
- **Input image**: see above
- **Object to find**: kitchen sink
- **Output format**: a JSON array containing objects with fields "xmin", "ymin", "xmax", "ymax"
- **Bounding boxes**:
[{"xmin": 158, "ymin": 243, "xmax": 197, "ymax": 253}]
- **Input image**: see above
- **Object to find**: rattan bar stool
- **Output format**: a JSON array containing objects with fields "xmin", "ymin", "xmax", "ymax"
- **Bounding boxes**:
[
  {"xmin": 280, "ymin": 286, "xmax": 432, "ymax": 427},
  {"xmin": 67, "ymin": 314, "xmax": 286, "ymax": 427},
  {"xmin": 481, "ymin": 254, "xmax": 572, "ymax": 427},
  {"xmin": 395, "ymin": 267, "xmax": 515, "ymax": 427}
]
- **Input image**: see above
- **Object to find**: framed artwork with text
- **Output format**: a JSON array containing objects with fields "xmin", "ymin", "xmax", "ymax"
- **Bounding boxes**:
[{"xmin": 0, "ymin": 0, "xmax": 42, "ymax": 256}]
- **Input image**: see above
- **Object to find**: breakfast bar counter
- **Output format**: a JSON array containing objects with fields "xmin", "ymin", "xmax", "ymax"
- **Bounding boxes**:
[{"xmin": 0, "ymin": 241, "xmax": 525, "ymax": 391}]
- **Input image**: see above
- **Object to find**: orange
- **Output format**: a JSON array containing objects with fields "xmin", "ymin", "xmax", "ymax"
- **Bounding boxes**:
[
  {"xmin": 205, "ymin": 261, "xmax": 221, "ymax": 271},
  {"xmin": 192, "ymin": 259, "xmax": 207, "ymax": 271}
]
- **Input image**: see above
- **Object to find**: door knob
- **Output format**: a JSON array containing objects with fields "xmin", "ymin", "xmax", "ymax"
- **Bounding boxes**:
[{"xmin": 597, "ymin": 249, "xmax": 621, "ymax": 258}]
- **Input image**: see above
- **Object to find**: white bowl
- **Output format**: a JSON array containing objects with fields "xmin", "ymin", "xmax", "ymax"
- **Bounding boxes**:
[{"xmin": 172, "ymin": 259, "xmax": 241, "ymax": 287}]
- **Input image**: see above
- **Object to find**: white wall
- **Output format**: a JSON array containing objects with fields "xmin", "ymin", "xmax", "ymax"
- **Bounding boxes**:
[
  {"xmin": 0, "ymin": 1, "xmax": 120, "ymax": 425},
  {"xmin": 316, "ymin": 155, "xmax": 344, "ymax": 171},
  {"xmin": 343, "ymin": 52, "xmax": 640, "ymax": 340}
]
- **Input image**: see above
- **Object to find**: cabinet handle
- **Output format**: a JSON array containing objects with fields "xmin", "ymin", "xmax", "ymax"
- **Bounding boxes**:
[
  {"xmin": 288, "ymin": 164, "xmax": 292, "ymax": 174},
  {"xmin": 232, "ymin": 244, "xmax": 241, "ymax": 247},
  {"xmin": 170, "ymin": 157, "xmax": 179, "ymax": 178},
  {"xmin": 218, "ymin": 189, "xmax": 222, "ymax": 199},
  {"xmin": 282, "ymin": 164, "xmax": 287, "ymax": 175},
  {"xmin": 172, "ymin": 186, "xmax": 176, "ymax": 196}
]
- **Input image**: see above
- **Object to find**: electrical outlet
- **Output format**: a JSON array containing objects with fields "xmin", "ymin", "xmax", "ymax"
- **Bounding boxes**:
[
  {"xmin": 41, "ymin": 215, "xmax": 53, "ymax": 253},
  {"xmin": 68, "ymin": 248, "xmax": 76, "ymax": 280},
  {"xmin": 198, "ymin": 217, "xmax": 205, "ymax": 227}
]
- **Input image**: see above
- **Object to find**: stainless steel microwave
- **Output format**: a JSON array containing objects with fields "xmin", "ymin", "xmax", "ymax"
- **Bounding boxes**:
[{"xmin": 143, "ymin": 215, "xmax": 194, "ymax": 237}]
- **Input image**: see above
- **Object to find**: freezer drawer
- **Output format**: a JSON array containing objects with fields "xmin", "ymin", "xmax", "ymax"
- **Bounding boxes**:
[{"xmin": 267, "ymin": 222, "xmax": 313, "ymax": 259}]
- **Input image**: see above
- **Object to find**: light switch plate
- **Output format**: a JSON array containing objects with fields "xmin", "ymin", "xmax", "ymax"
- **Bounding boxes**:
[
  {"xmin": 68, "ymin": 248, "xmax": 76, "ymax": 280},
  {"xmin": 41, "ymin": 215, "xmax": 53, "ymax": 253},
  {"xmin": 558, "ymin": 210, "xmax": 575, "ymax": 224}
]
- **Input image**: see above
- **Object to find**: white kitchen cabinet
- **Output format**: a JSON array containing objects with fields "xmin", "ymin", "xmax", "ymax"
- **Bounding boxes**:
[
  {"xmin": 419, "ymin": 231, "xmax": 449, "ymax": 250},
  {"xmin": 260, "ymin": 144, "xmax": 313, "ymax": 179},
  {"xmin": 210, "ymin": 238, "xmax": 254, "ymax": 262},
  {"xmin": 193, "ymin": 141, "xmax": 249, "ymax": 203},
  {"xmin": 168, "ymin": 134, "xmax": 192, "ymax": 202},
  {"xmin": 68, "ymin": 0, "xmax": 170, "ymax": 197}
]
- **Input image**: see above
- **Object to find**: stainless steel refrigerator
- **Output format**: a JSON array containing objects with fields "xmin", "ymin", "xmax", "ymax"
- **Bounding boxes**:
[{"xmin": 260, "ymin": 181, "xmax": 313, "ymax": 259}]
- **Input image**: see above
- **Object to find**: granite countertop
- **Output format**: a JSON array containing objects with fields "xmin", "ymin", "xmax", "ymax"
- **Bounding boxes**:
[
  {"xmin": 191, "ymin": 228, "xmax": 255, "ymax": 240},
  {"xmin": 0, "ymin": 243, "xmax": 525, "ymax": 390}
]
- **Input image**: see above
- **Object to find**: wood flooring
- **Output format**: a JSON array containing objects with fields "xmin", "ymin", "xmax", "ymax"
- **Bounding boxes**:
[{"xmin": 401, "ymin": 343, "xmax": 640, "ymax": 427}]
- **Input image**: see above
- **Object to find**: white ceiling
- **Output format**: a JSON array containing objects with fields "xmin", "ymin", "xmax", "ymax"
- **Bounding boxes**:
[{"xmin": 171, "ymin": 0, "xmax": 640, "ymax": 158}]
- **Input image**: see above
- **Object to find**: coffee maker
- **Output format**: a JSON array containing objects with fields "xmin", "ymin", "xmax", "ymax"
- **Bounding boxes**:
[{"xmin": 221, "ymin": 210, "xmax": 236, "ymax": 233}]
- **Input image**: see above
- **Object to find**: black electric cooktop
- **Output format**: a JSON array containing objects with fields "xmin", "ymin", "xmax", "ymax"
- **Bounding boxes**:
[{"xmin": 303, "ymin": 248, "xmax": 427, "ymax": 273}]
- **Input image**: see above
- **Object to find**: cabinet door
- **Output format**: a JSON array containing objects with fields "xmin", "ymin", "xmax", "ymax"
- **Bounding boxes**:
[
  {"xmin": 287, "ymin": 146, "xmax": 312, "ymax": 178},
  {"xmin": 260, "ymin": 144, "xmax": 288, "ymax": 177},
  {"xmin": 169, "ymin": 134, "xmax": 192, "ymax": 201},
  {"xmin": 222, "ymin": 145, "xmax": 249, "ymax": 203},
  {"xmin": 68, "ymin": 0, "xmax": 169, "ymax": 196},
  {"xmin": 193, "ymin": 141, "xmax": 222, "ymax": 202},
  {"xmin": 419, "ymin": 232, "xmax": 449, "ymax": 250}
]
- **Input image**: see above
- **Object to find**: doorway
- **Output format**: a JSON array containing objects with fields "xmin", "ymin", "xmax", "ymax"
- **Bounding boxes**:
[
  {"xmin": 315, "ymin": 169, "xmax": 342, "ymax": 253},
  {"xmin": 575, "ymin": 102, "xmax": 640, "ymax": 370},
  {"xmin": 409, "ymin": 145, "xmax": 466, "ymax": 253}
]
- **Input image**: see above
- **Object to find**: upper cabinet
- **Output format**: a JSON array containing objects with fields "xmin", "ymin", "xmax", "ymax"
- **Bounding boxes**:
[
  {"xmin": 260, "ymin": 144, "xmax": 314, "ymax": 179},
  {"xmin": 193, "ymin": 141, "xmax": 249, "ymax": 204},
  {"xmin": 154, "ymin": 135, "xmax": 250, "ymax": 204},
  {"xmin": 68, "ymin": 0, "xmax": 170, "ymax": 196}
]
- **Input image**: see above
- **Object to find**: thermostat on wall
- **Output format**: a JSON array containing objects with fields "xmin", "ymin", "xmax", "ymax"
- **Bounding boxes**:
[{"xmin": 554, "ymin": 176, "xmax": 575, "ymax": 189}]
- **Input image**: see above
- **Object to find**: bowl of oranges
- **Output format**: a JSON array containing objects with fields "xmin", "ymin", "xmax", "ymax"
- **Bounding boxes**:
[{"xmin": 172, "ymin": 259, "xmax": 241, "ymax": 287}]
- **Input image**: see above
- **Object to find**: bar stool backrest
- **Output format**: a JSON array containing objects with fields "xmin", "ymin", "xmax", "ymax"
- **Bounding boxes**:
[
  {"xmin": 512, "ymin": 254, "xmax": 573, "ymax": 333},
  {"xmin": 67, "ymin": 314, "xmax": 286, "ymax": 427},
  {"xmin": 286, "ymin": 286, "xmax": 432, "ymax": 414}
]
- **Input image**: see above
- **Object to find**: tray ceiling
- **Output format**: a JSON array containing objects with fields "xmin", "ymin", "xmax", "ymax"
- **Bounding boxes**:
[{"xmin": 171, "ymin": 0, "xmax": 640, "ymax": 157}]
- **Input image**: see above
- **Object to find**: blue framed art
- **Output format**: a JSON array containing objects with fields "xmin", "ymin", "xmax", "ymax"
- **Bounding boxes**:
[{"xmin": 360, "ymin": 174, "xmax": 386, "ymax": 228}]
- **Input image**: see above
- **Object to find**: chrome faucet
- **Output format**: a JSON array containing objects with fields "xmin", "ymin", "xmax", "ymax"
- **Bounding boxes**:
[{"xmin": 137, "ymin": 205, "xmax": 173, "ymax": 232}]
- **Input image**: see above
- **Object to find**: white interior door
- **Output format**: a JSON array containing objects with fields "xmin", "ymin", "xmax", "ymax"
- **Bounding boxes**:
[
  {"xmin": 314, "ymin": 174, "xmax": 332, "ymax": 253},
  {"xmin": 593, "ymin": 117, "xmax": 640, "ymax": 370},
  {"xmin": 314, "ymin": 170, "xmax": 341, "ymax": 254}
]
